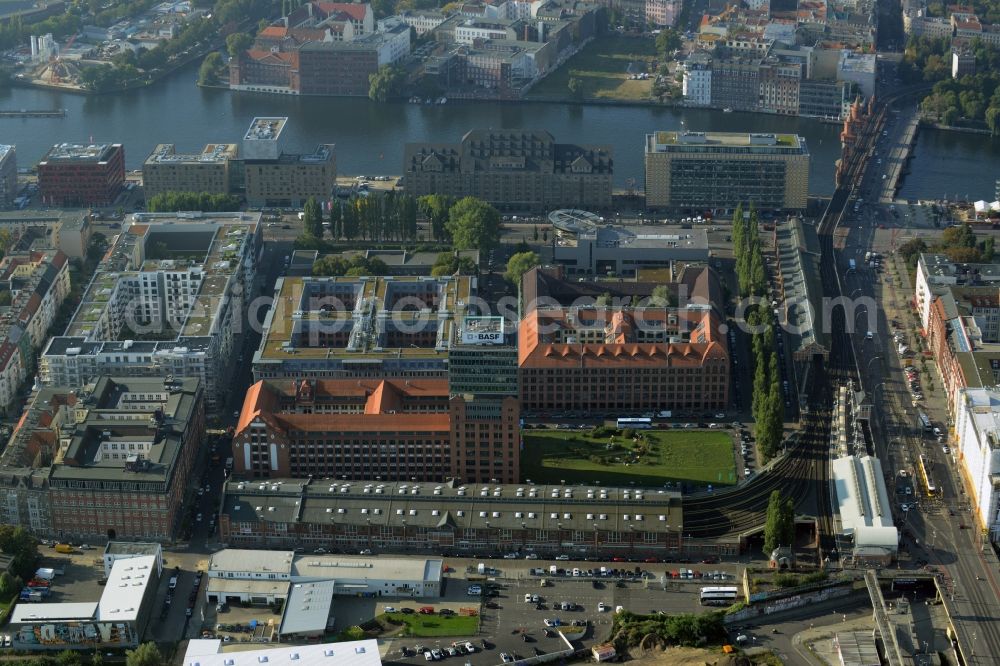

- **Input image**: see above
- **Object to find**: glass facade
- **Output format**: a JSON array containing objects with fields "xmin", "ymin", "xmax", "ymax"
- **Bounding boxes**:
[{"xmin": 667, "ymin": 159, "xmax": 788, "ymax": 209}]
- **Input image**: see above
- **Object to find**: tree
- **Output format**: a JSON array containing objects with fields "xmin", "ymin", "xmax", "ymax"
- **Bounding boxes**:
[
  {"xmin": 446, "ymin": 197, "xmax": 501, "ymax": 251},
  {"xmin": 329, "ymin": 200, "xmax": 342, "ymax": 239},
  {"xmin": 504, "ymin": 250, "xmax": 540, "ymax": 284},
  {"xmin": 655, "ymin": 29, "xmax": 681, "ymax": 57},
  {"xmin": 368, "ymin": 64, "xmax": 405, "ymax": 102},
  {"xmin": 568, "ymin": 76, "xmax": 583, "ymax": 100},
  {"xmin": 987, "ymin": 106, "xmax": 1000, "ymax": 136},
  {"xmin": 763, "ymin": 490, "xmax": 784, "ymax": 556},
  {"xmin": 649, "ymin": 284, "xmax": 672, "ymax": 307},
  {"xmin": 431, "ymin": 252, "xmax": 477, "ymax": 277},
  {"xmin": 125, "ymin": 642, "xmax": 164, "ymax": 666},
  {"xmin": 226, "ymin": 32, "xmax": 252, "ymax": 58},
  {"xmin": 0, "ymin": 570, "xmax": 13, "ymax": 600},
  {"xmin": 91, "ymin": 652, "xmax": 104, "ymax": 666},
  {"xmin": 303, "ymin": 197, "xmax": 324, "ymax": 238},
  {"xmin": 418, "ymin": 194, "xmax": 453, "ymax": 242},
  {"xmin": 198, "ymin": 52, "xmax": 224, "ymax": 85}
]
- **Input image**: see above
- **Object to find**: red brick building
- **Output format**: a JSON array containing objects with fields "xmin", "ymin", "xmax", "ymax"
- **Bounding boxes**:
[
  {"xmin": 37, "ymin": 143, "xmax": 125, "ymax": 207},
  {"xmin": 233, "ymin": 379, "xmax": 519, "ymax": 483}
]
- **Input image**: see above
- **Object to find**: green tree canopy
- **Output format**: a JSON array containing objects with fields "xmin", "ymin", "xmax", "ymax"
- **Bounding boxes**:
[
  {"xmin": 126, "ymin": 642, "xmax": 164, "ymax": 666},
  {"xmin": 431, "ymin": 252, "xmax": 478, "ymax": 277},
  {"xmin": 303, "ymin": 197, "xmax": 324, "ymax": 238},
  {"xmin": 225, "ymin": 32, "xmax": 253, "ymax": 58},
  {"xmin": 198, "ymin": 52, "xmax": 224, "ymax": 85},
  {"xmin": 446, "ymin": 197, "xmax": 501, "ymax": 251},
  {"xmin": 504, "ymin": 250, "xmax": 540, "ymax": 284},
  {"xmin": 368, "ymin": 64, "xmax": 405, "ymax": 102}
]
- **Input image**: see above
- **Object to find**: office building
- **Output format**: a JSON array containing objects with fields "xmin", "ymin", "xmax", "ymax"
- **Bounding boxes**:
[
  {"xmin": 37, "ymin": 143, "xmax": 125, "ymax": 207},
  {"xmin": 448, "ymin": 317, "xmax": 518, "ymax": 396},
  {"xmin": 0, "ymin": 376, "xmax": 204, "ymax": 541},
  {"xmin": 219, "ymin": 478, "xmax": 699, "ymax": 556},
  {"xmin": 518, "ymin": 267, "xmax": 728, "ymax": 413},
  {"xmin": 11, "ymin": 555, "xmax": 159, "ymax": 651},
  {"xmin": 404, "ymin": 130, "xmax": 613, "ymax": 212},
  {"xmin": 40, "ymin": 213, "xmax": 261, "ymax": 414},
  {"xmin": 241, "ymin": 118, "xmax": 336, "ymax": 207},
  {"xmin": 0, "ymin": 145, "xmax": 16, "ymax": 207},
  {"xmin": 517, "ymin": 267, "xmax": 728, "ymax": 413},
  {"xmin": 142, "ymin": 143, "xmax": 240, "ymax": 198},
  {"xmin": 644, "ymin": 131, "xmax": 810, "ymax": 211},
  {"xmin": 233, "ymin": 377, "xmax": 519, "ymax": 483},
  {"xmin": 251, "ymin": 274, "xmax": 475, "ymax": 381},
  {"xmin": 549, "ymin": 209, "xmax": 710, "ymax": 275}
]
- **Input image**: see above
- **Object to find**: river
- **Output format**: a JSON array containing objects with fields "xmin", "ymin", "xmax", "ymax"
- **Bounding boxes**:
[{"xmin": 0, "ymin": 60, "xmax": 997, "ymax": 198}]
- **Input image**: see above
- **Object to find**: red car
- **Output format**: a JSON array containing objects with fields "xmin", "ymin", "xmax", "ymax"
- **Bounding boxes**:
[
  {"xmin": 418, "ymin": 607, "xmax": 435, "ymax": 615},
  {"xmin": 611, "ymin": 557, "xmax": 626, "ymax": 562},
  {"xmin": 643, "ymin": 557, "xmax": 658, "ymax": 564}
]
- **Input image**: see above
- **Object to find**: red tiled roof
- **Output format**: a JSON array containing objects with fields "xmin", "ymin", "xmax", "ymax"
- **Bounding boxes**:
[{"xmin": 314, "ymin": 1, "xmax": 368, "ymax": 21}]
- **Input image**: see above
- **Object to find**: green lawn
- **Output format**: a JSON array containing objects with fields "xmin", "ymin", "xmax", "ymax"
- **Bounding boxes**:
[
  {"xmin": 528, "ymin": 35, "xmax": 658, "ymax": 101},
  {"xmin": 521, "ymin": 428, "xmax": 737, "ymax": 487},
  {"xmin": 383, "ymin": 612, "xmax": 480, "ymax": 638}
]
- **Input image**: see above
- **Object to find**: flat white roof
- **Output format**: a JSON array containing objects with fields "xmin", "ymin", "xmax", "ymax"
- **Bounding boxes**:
[
  {"xmin": 832, "ymin": 455, "xmax": 898, "ymax": 549},
  {"xmin": 291, "ymin": 556, "xmax": 442, "ymax": 584},
  {"xmin": 182, "ymin": 638, "xmax": 382, "ymax": 666},
  {"xmin": 12, "ymin": 602, "xmax": 98, "ymax": 623},
  {"xmin": 279, "ymin": 580, "xmax": 335, "ymax": 636},
  {"xmin": 210, "ymin": 549, "xmax": 294, "ymax": 576},
  {"xmin": 97, "ymin": 555, "xmax": 157, "ymax": 623}
]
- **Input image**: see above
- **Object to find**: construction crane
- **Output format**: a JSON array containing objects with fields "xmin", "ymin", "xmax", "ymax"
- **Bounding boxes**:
[{"xmin": 48, "ymin": 32, "xmax": 77, "ymax": 85}]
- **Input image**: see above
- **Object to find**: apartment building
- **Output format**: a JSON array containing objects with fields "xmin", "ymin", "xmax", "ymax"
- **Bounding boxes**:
[
  {"xmin": 645, "ymin": 0, "xmax": 679, "ymax": 26},
  {"xmin": 142, "ymin": 143, "xmax": 240, "ymax": 198},
  {"xmin": 37, "ymin": 143, "xmax": 125, "ymax": 207},
  {"xmin": 40, "ymin": 212, "xmax": 261, "ymax": 414},
  {"xmin": 251, "ymin": 274, "xmax": 476, "ymax": 381},
  {"xmin": 516, "ymin": 267, "xmax": 729, "ymax": 413},
  {"xmin": 915, "ymin": 254, "xmax": 1000, "ymax": 331},
  {"xmin": 0, "ymin": 145, "xmax": 16, "ymax": 207},
  {"xmin": 0, "ymin": 376, "xmax": 203, "ymax": 541},
  {"xmin": 217, "ymin": 478, "xmax": 709, "ymax": 556},
  {"xmin": 241, "ymin": 118, "xmax": 337, "ymax": 207},
  {"xmin": 233, "ymin": 378, "xmax": 519, "ymax": 483},
  {"xmin": 0, "ymin": 249, "xmax": 70, "ymax": 413},
  {"xmin": 681, "ymin": 52, "xmax": 712, "ymax": 106},
  {"xmin": 404, "ymin": 130, "xmax": 613, "ymax": 212},
  {"xmin": 644, "ymin": 131, "xmax": 810, "ymax": 211},
  {"xmin": 953, "ymin": 389, "xmax": 1000, "ymax": 542}
]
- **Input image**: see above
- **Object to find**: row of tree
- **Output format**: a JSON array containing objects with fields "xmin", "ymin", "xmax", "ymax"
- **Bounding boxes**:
[
  {"xmin": 898, "ymin": 222, "xmax": 994, "ymax": 269},
  {"xmin": 763, "ymin": 490, "xmax": 796, "ymax": 555},
  {"xmin": 312, "ymin": 254, "xmax": 390, "ymax": 277},
  {"xmin": 732, "ymin": 205, "xmax": 783, "ymax": 460},
  {"xmin": 302, "ymin": 193, "xmax": 420, "ymax": 243},
  {"xmin": 147, "ymin": 191, "xmax": 243, "ymax": 213}
]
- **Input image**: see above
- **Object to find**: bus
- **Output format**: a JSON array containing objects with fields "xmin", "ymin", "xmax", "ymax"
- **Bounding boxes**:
[
  {"xmin": 918, "ymin": 454, "xmax": 936, "ymax": 496},
  {"xmin": 918, "ymin": 411, "xmax": 932, "ymax": 432},
  {"xmin": 700, "ymin": 586, "xmax": 739, "ymax": 606},
  {"xmin": 616, "ymin": 417, "xmax": 652, "ymax": 429}
]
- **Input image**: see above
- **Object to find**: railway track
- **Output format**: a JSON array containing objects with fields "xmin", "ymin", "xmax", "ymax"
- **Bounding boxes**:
[{"xmin": 681, "ymin": 89, "xmax": 907, "ymax": 541}]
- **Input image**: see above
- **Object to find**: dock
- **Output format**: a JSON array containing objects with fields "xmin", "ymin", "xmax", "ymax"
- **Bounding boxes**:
[{"xmin": 0, "ymin": 109, "xmax": 66, "ymax": 118}]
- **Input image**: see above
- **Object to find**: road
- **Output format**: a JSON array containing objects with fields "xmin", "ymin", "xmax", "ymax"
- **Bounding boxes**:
[{"xmin": 836, "ymin": 94, "xmax": 1000, "ymax": 662}]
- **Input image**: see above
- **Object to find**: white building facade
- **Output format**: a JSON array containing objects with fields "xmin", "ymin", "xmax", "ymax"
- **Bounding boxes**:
[{"xmin": 954, "ymin": 388, "xmax": 1000, "ymax": 541}]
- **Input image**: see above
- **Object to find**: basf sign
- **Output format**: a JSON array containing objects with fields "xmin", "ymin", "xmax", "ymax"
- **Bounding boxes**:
[{"xmin": 462, "ymin": 316, "xmax": 505, "ymax": 345}]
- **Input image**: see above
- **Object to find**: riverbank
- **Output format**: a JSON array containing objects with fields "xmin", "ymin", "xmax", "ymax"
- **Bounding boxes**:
[{"xmin": 921, "ymin": 120, "xmax": 993, "ymax": 135}]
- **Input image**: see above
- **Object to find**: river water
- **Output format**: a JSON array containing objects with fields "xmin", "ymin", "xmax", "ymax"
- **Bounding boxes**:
[{"xmin": 0, "ymin": 60, "xmax": 997, "ymax": 198}]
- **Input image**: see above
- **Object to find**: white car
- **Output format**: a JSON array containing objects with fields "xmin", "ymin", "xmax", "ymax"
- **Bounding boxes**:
[
  {"xmin": 383, "ymin": 606, "xmax": 396, "ymax": 613},
  {"xmin": 467, "ymin": 585, "xmax": 482, "ymax": 596},
  {"xmin": 524, "ymin": 593, "xmax": 533, "ymax": 603},
  {"xmin": 598, "ymin": 602, "xmax": 607, "ymax": 612},
  {"xmin": 555, "ymin": 554, "xmax": 570, "ymax": 561},
  {"xmin": 942, "ymin": 446, "xmax": 951, "ymax": 454},
  {"xmin": 463, "ymin": 642, "xmax": 476, "ymax": 653},
  {"xmin": 500, "ymin": 653, "xmax": 515, "ymax": 664},
  {"xmin": 524, "ymin": 553, "xmax": 539, "ymax": 560}
]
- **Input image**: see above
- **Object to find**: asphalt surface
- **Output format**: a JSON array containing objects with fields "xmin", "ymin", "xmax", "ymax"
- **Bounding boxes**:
[{"xmin": 838, "ymin": 99, "xmax": 1000, "ymax": 662}]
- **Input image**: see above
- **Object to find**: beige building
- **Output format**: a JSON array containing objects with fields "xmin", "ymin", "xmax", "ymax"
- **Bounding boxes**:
[
  {"xmin": 244, "ymin": 145, "xmax": 337, "ymax": 208},
  {"xmin": 404, "ymin": 130, "xmax": 613, "ymax": 212},
  {"xmin": 644, "ymin": 131, "xmax": 809, "ymax": 211},
  {"xmin": 142, "ymin": 143, "xmax": 240, "ymax": 199}
]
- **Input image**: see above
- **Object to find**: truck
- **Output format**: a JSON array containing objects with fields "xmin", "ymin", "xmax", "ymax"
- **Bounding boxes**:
[
  {"xmin": 20, "ymin": 587, "xmax": 50, "ymax": 602},
  {"xmin": 54, "ymin": 543, "xmax": 74, "ymax": 554}
]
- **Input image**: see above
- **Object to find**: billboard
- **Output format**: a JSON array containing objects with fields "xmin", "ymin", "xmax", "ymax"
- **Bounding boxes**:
[{"xmin": 461, "ymin": 316, "xmax": 504, "ymax": 345}]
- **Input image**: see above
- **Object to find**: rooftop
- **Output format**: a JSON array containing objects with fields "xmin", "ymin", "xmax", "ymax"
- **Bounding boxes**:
[
  {"xmin": 97, "ymin": 555, "xmax": 157, "ymax": 623},
  {"xmin": 245, "ymin": 117, "xmax": 287, "ymax": 142},
  {"xmin": 0, "ymin": 145, "xmax": 11, "ymax": 161},
  {"xmin": 649, "ymin": 131, "xmax": 804, "ymax": 151},
  {"xmin": 279, "ymin": 580, "xmax": 335, "ymax": 636},
  {"xmin": 290, "ymin": 556, "xmax": 443, "ymax": 584},
  {"xmin": 831, "ymin": 455, "xmax": 897, "ymax": 540},
  {"xmin": 182, "ymin": 639, "xmax": 382, "ymax": 666},
  {"xmin": 145, "ymin": 143, "xmax": 239, "ymax": 165},
  {"xmin": 222, "ymin": 479, "xmax": 683, "ymax": 533},
  {"xmin": 40, "ymin": 143, "xmax": 120, "ymax": 164},
  {"xmin": 209, "ymin": 548, "xmax": 294, "ymax": 576}
]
